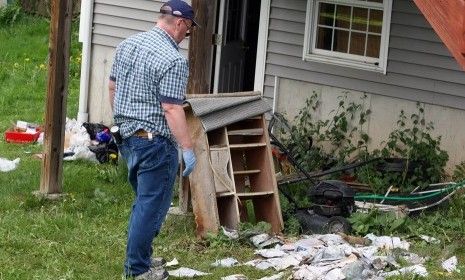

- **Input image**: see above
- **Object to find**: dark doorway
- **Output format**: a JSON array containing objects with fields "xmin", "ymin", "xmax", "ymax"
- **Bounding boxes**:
[{"xmin": 212, "ymin": 0, "xmax": 261, "ymax": 93}]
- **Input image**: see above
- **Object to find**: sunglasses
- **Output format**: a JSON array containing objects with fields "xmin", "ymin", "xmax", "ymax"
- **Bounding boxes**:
[{"xmin": 181, "ymin": 19, "xmax": 193, "ymax": 37}]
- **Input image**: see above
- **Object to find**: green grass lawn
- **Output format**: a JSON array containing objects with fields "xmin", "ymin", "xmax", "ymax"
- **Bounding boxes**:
[
  {"xmin": 1, "ymin": 12, "xmax": 465, "ymax": 280},
  {"xmin": 0, "ymin": 14, "xmax": 268, "ymax": 280}
]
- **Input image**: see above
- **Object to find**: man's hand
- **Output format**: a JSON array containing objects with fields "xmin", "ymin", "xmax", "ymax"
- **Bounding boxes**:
[{"xmin": 182, "ymin": 149, "xmax": 196, "ymax": 176}]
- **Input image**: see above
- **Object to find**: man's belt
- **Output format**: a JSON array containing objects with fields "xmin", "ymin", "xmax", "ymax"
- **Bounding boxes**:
[{"xmin": 133, "ymin": 130, "xmax": 158, "ymax": 140}]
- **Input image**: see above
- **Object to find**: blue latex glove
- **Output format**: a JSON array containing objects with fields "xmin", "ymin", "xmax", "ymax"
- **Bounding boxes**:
[{"xmin": 182, "ymin": 149, "xmax": 196, "ymax": 176}]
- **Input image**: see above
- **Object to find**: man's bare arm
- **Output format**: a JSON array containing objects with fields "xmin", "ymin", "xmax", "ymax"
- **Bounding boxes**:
[{"xmin": 162, "ymin": 102, "xmax": 192, "ymax": 150}]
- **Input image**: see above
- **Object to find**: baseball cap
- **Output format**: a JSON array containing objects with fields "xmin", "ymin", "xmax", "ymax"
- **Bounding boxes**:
[{"xmin": 160, "ymin": 0, "xmax": 199, "ymax": 27}]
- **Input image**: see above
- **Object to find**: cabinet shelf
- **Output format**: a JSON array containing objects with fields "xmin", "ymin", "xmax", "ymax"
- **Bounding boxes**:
[
  {"xmin": 210, "ymin": 146, "xmax": 228, "ymax": 151},
  {"xmin": 216, "ymin": 191, "xmax": 274, "ymax": 198},
  {"xmin": 229, "ymin": 143, "xmax": 266, "ymax": 149},
  {"xmin": 216, "ymin": 192, "xmax": 235, "ymax": 197},
  {"xmin": 237, "ymin": 191, "xmax": 274, "ymax": 199},
  {"xmin": 233, "ymin": 169, "xmax": 260, "ymax": 175},
  {"xmin": 186, "ymin": 105, "xmax": 282, "ymax": 235},
  {"xmin": 227, "ymin": 128, "xmax": 264, "ymax": 136}
]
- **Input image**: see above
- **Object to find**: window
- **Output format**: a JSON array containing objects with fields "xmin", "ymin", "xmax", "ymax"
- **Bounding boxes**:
[{"xmin": 304, "ymin": 0, "xmax": 392, "ymax": 73}]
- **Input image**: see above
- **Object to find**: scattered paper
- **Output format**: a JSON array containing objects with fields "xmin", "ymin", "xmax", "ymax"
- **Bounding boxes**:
[
  {"xmin": 166, "ymin": 258, "xmax": 179, "ymax": 267},
  {"xmin": 420, "ymin": 235, "xmax": 440, "ymax": 244},
  {"xmin": 211, "ymin": 257, "xmax": 238, "ymax": 267},
  {"xmin": 255, "ymin": 248, "xmax": 287, "ymax": 258},
  {"xmin": 249, "ymin": 233, "xmax": 283, "ymax": 249},
  {"xmin": 221, "ymin": 274, "xmax": 247, "ymax": 280},
  {"xmin": 257, "ymin": 272, "xmax": 285, "ymax": 280},
  {"xmin": 168, "ymin": 267, "xmax": 210, "ymax": 278},
  {"xmin": 442, "ymin": 256, "xmax": 459, "ymax": 273},
  {"xmin": 380, "ymin": 264, "xmax": 428, "ymax": 278},
  {"xmin": 365, "ymin": 233, "xmax": 410, "ymax": 250},
  {"xmin": 0, "ymin": 157, "xmax": 20, "ymax": 172}
]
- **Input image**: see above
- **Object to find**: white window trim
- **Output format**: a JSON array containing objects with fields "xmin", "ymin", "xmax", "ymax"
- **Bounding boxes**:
[{"xmin": 303, "ymin": 0, "xmax": 393, "ymax": 74}]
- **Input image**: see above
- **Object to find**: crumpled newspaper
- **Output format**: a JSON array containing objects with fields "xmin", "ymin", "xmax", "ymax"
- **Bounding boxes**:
[
  {"xmin": 0, "ymin": 157, "xmax": 20, "ymax": 172},
  {"xmin": 211, "ymin": 257, "xmax": 239, "ymax": 267},
  {"xmin": 442, "ymin": 256, "xmax": 459, "ymax": 273},
  {"xmin": 380, "ymin": 264, "xmax": 428, "ymax": 278},
  {"xmin": 221, "ymin": 274, "xmax": 247, "ymax": 280},
  {"xmin": 365, "ymin": 233, "xmax": 410, "ymax": 250},
  {"xmin": 168, "ymin": 267, "xmax": 210, "ymax": 278}
]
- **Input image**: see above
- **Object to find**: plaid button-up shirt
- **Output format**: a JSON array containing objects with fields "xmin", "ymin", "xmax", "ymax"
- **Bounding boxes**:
[{"xmin": 110, "ymin": 27, "xmax": 188, "ymax": 143}]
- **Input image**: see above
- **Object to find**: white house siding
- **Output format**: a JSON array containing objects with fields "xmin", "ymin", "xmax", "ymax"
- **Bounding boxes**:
[
  {"xmin": 87, "ymin": 0, "xmax": 189, "ymax": 124},
  {"xmin": 266, "ymin": 0, "xmax": 465, "ymax": 169}
]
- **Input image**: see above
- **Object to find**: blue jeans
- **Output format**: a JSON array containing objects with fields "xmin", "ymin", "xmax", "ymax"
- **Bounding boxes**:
[{"xmin": 118, "ymin": 135, "xmax": 179, "ymax": 276}]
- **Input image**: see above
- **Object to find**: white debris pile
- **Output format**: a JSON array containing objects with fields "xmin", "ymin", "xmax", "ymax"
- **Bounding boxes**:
[
  {"xmin": 242, "ymin": 233, "xmax": 431, "ymax": 280},
  {"xmin": 165, "ymin": 233, "xmax": 455, "ymax": 279},
  {"xmin": 63, "ymin": 118, "xmax": 97, "ymax": 162},
  {"xmin": 0, "ymin": 157, "xmax": 20, "ymax": 172}
]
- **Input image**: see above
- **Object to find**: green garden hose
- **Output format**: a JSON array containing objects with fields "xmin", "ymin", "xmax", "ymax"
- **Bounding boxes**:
[{"xmin": 355, "ymin": 180, "xmax": 465, "ymax": 201}]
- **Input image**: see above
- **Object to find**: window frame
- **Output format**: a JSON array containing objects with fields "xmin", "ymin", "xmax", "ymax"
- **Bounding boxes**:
[{"xmin": 303, "ymin": 0, "xmax": 393, "ymax": 73}]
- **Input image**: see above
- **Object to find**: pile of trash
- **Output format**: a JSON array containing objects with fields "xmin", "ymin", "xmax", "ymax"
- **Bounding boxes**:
[
  {"xmin": 62, "ymin": 118, "xmax": 117, "ymax": 164},
  {"xmin": 164, "ymin": 229, "xmax": 459, "ymax": 279}
]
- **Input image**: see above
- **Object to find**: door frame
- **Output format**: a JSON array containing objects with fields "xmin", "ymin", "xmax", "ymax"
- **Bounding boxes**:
[
  {"xmin": 212, "ymin": 0, "xmax": 226, "ymax": 93},
  {"xmin": 211, "ymin": 0, "xmax": 271, "ymax": 94},
  {"xmin": 253, "ymin": 0, "xmax": 270, "ymax": 95}
]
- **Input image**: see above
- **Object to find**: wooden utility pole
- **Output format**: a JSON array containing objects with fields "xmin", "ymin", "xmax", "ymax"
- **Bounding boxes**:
[
  {"xmin": 39, "ymin": 0, "xmax": 72, "ymax": 194},
  {"xmin": 187, "ymin": 0, "xmax": 216, "ymax": 95}
]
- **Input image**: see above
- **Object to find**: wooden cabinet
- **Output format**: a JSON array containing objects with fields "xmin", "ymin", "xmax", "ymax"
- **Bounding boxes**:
[{"xmin": 185, "ymin": 111, "xmax": 283, "ymax": 237}]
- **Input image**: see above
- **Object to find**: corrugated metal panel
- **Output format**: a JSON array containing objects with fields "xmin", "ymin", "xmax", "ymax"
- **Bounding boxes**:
[
  {"xmin": 265, "ymin": 0, "xmax": 465, "ymax": 109},
  {"xmin": 186, "ymin": 96, "xmax": 271, "ymax": 132}
]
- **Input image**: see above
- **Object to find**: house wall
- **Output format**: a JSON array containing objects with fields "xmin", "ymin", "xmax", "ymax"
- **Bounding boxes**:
[
  {"xmin": 87, "ymin": 0, "xmax": 189, "ymax": 124},
  {"xmin": 264, "ymin": 0, "xmax": 465, "ymax": 110},
  {"xmin": 276, "ymin": 78, "xmax": 465, "ymax": 170},
  {"xmin": 266, "ymin": 0, "xmax": 465, "ymax": 170}
]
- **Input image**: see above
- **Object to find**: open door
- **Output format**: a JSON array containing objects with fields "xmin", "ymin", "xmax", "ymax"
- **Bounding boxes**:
[{"xmin": 213, "ymin": 0, "xmax": 261, "ymax": 93}]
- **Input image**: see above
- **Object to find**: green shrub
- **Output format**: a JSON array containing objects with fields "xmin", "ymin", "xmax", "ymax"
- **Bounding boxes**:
[
  {"xmin": 356, "ymin": 104, "xmax": 448, "ymax": 193},
  {"xmin": 453, "ymin": 162, "xmax": 465, "ymax": 181},
  {"xmin": 287, "ymin": 92, "xmax": 371, "ymax": 173},
  {"xmin": 349, "ymin": 210, "xmax": 410, "ymax": 236},
  {"xmin": 284, "ymin": 95, "xmax": 448, "ymax": 194},
  {"xmin": 0, "ymin": 2, "xmax": 22, "ymax": 26}
]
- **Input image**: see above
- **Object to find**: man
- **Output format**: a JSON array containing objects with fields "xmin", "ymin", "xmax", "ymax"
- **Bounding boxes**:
[{"xmin": 108, "ymin": 1, "xmax": 198, "ymax": 279}]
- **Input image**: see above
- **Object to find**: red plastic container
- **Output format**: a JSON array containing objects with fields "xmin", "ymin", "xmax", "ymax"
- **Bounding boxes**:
[{"xmin": 5, "ymin": 128, "xmax": 41, "ymax": 143}]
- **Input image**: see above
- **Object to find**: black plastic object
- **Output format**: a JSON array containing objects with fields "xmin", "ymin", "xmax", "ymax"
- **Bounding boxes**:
[
  {"xmin": 82, "ymin": 122, "xmax": 118, "ymax": 164},
  {"xmin": 295, "ymin": 209, "xmax": 351, "ymax": 234},
  {"xmin": 309, "ymin": 180, "xmax": 355, "ymax": 217},
  {"xmin": 376, "ymin": 157, "xmax": 418, "ymax": 173},
  {"xmin": 88, "ymin": 142, "xmax": 118, "ymax": 164},
  {"xmin": 82, "ymin": 122, "xmax": 109, "ymax": 140}
]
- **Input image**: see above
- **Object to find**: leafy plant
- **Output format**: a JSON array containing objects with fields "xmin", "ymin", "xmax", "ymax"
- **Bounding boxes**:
[
  {"xmin": 349, "ymin": 210, "xmax": 410, "ymax": 236},
  {"xmin": 356, "ymin": 103, "xmax": 448, "ymax": 193},
  {"xmin": 287, "ymin": 92, "xmax": 371, "ymax": 173},
  {"xmin": 0, "ymin": 1, "xmax": 22, "ymax": 26},
  {"xmin": 453, "ymin": 161, "xmax": 465, "ymax": 181}
]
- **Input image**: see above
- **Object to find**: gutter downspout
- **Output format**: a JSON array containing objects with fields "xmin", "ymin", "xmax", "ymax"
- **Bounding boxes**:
[{"xmin": 77, "ymin": 0, "xmax": 94, "ymax": 123}]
